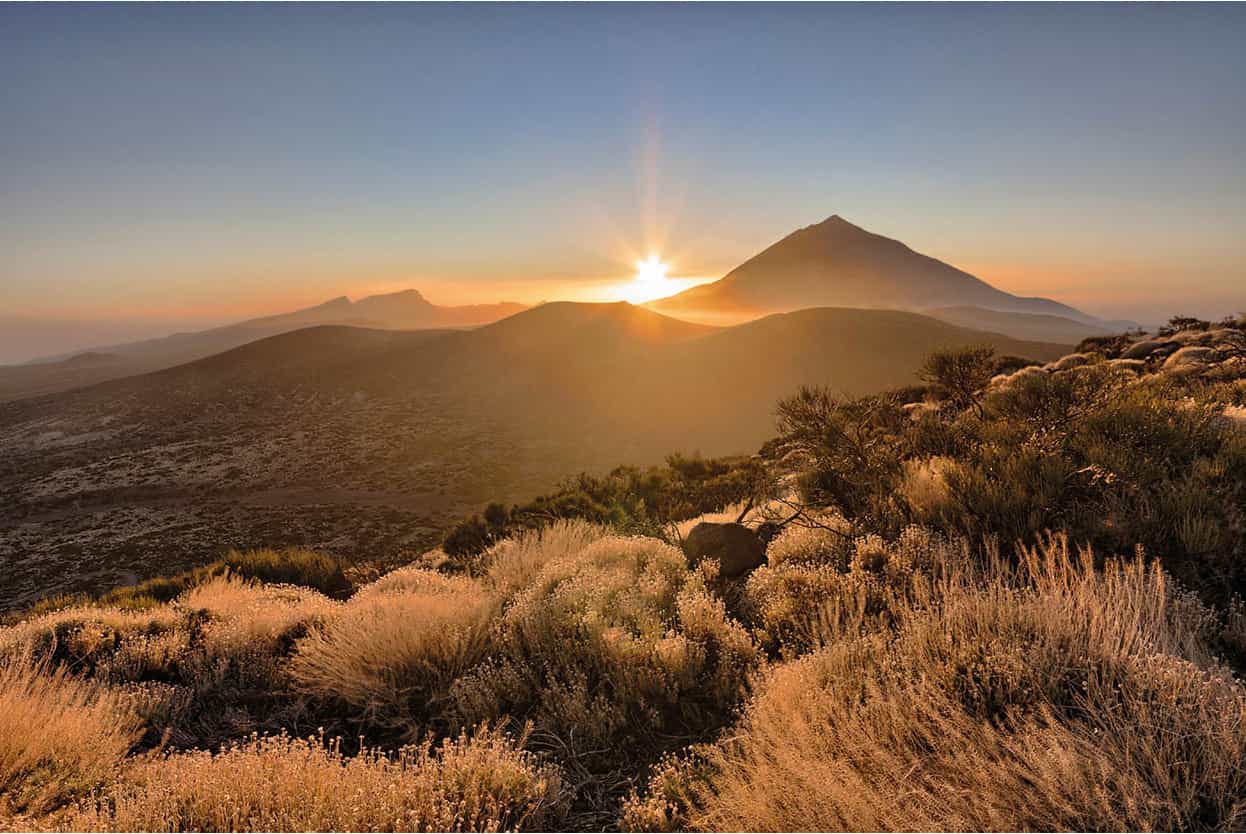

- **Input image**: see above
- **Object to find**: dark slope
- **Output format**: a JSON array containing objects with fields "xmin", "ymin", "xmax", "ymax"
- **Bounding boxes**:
[
  {"xmin": 649, "ymin": 215, "xmax": 1098, "ymax": 324},
  {"xmin": 0, "ymin": 302, "xmax": 1063, "ymax": 608}
]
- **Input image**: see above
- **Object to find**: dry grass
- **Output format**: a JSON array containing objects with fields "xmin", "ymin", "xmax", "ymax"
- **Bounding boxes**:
[
  {"xmin": 64, "ymin": 725, "xmax": 566, "ymax": 832},
  {"xmin": 454, "ymin": 534, "xmax": 759, "ymax": 758},
  {"xmin": 0, "ymin": 660, "xmax": 141, "ymax": 817},
  {"xmin": 745, "ymin": 527, "xmax": 967, "ymax": 655},
  {"xmin": 288, "ymin": 570, "xmax": 497, "ymax": 733},
  {"xmin": 896, "ymin": 455, "xmax": 961, "ymax": 521},
  {"xmin": 482, "ymin": 519, "xmax": 610, "ymax": 599},
  {"xmin": 763, "ymin": 514, "xmax": 852, "ymax": 569},
  {"xmin": 165, "ymin": 576, "xmax": 341, "ymax": 701},
  {"xmin": 625, "ymin": 534, "xmax": 1246, "ymax": 831},
  {"xmin": 0, "ymin": 605, "xmax": 182, "ymax": 667}
]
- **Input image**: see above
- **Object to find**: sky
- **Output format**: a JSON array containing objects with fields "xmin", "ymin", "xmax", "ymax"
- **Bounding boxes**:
[{"xmin": 3, "ymin": 2, "xmax": 1245, "ymax": 360}]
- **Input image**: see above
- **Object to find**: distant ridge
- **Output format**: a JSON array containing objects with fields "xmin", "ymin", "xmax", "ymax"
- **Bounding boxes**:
[
  {"xmin": 0, "ymin": 290, "xmax": 527, "ymax": 401},
  {"xmin": 649, "ymin": 215, "xmax": 1109, "ymax": 331},
  {"xmin": 924, "ymin": 306, "xmax": 1113, "ymax": 345}
]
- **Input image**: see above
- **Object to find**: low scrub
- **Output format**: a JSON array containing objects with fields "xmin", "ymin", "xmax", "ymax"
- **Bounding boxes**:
[
  {"xmin": 624, "ymin": 536, "xmax": 1246, "ymax": 831},
  {"xmin": 443, "ymin": 454, "xmax": 769, "ymax": 564},
  {"xmin": 453, "ymin": 535, "xmax": 760, "ymax": 760},
  {"xmin": 26, "ymin": 548, "xmax": 351, "ymax": 616},
  {"xmin": 66, "ymin": 725, "xmax": 566, "ymax": 832},
  {"xmin": 288, "ymin": 570, "xmax": 497, "ymax": 735},
  {"xmin": 773, "ymin": 340, "xmax": 1246, "ymax": 606},
  {"xmin": 0, "ymin": 661, "xmax": 141, "ymax": 817}
]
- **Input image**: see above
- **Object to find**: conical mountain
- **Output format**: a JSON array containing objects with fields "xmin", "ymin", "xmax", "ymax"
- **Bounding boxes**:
[{"xmin": 649, "ymin": 215, "xmax": 1097, "ymax": 323}]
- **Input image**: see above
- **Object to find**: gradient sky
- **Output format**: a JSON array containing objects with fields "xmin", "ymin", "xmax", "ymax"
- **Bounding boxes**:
[{"xmin": 3, "ymin": 2, "xmax": 1244, "ymax": 354}]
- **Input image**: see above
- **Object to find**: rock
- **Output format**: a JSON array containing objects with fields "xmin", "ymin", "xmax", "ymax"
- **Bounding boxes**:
[
  {"xmin": 682, "ymin": 522, "xmax": 768, "ymax": 578},
  {"xmin": 1122, "ymin": 339, "xmax": 1174, "ymax": 360}
]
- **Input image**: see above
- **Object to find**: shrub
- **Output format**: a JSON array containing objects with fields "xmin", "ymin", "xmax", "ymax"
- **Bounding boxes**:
[
  {"xmin": 173, "ymin": 576, "xmax": 339, "ymax": 694},
  {"xmin": 896, "ymin": 455, "xmax": 961, "ymax": 522},
  {"xmin": 0, "ymin": 660, "xmax": 141, "ymax": 816},
  {"xmin": 26, "ymin": 549, "xmax": 352, "ymax": 616},
  {"xmin": 773, "ymin": 388, "xmax": 907, "ymax": 525},
  {"xmin": 66, "ymin": 725, "xmax": 566, "ymax": 832},
  {"xmin": 918, "ymin": 345, "xmax": 996, "ymax": 414},
  {"xmin": 219, "ymin": 549, "xmax": 351, "ymax": 597},
  {"xmin": 776, "ymin": 350, "xmax": 1246, "ymax": 607},
  {"xmin": 1160, "ymin": 315, "xmax": 1212, "ymax": 336},
  {"xmin": 763, "ymin": 517, "xmax": 852, "ymax": 570},
  {"xmin": 2, "ymin": 579, "xmax": 340, "ymax": 749},
  {"xmin": 482, "ymin": 519, "xmax": 610, "ymax": 600},
  {"xmin": 0, "ymin": 605, "xmax": 183, "ymax": 674},
  {"xmin": 452, "ymin": 535, "xmax": 759, "ymax": 761},
  {"xmin": 288, "ymin": 570, "xmax": 497, "ymax": 735},
  {"xmin": 443, "ymin": 455, "xmax": 771, "ymax": 562},
  {"xmin": 629, "ymin": 535, "xmax": 1246, "ymax": 831},
  {"xmin": 745, "ymin": 527, "xmax": 966, "ymax": 656}
]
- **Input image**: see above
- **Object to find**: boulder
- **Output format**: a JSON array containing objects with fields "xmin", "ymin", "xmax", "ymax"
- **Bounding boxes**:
[
  {"xmin": 682, "ymin": 522, "xmax": 768, "ymax": 578},
  {"xmin": 1122, "ymin": 339, "xmax": 1174, "ymax": 360}
]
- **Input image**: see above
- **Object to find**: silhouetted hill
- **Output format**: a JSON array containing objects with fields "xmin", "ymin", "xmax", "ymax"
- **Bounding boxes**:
[
  {"xmin": 0, "ymin": 290, "xmax": 526, "ymax": 402},
  {"xmin": 649, "ymin": 215, "xmax": 1102, "ymax": 327},
  {"xmin": 0, "ymin": 301, "xmax": 1065, "ymax": 607}
]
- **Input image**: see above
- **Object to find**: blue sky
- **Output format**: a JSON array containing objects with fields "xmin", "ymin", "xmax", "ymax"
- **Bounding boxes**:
[{"xmin": 2, "ymin": 2, "xmax": 1244, "ymax": 342}]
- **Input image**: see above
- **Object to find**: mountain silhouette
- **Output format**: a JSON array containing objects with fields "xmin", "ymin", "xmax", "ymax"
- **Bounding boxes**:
[
  {"xmin": 649, "ymin": 215, "xmax": 1102, "ymax": 327},
  {"xmin": 0, "ymin": 290, "xmax": 526, "ymax": 402}
]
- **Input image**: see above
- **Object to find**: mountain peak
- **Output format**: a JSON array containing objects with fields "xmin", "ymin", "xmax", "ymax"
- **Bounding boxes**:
[
  {"xmin": 358, "ymin": 288, "xmax": 429, "ymax": 304},
  {"xmin": 811, "ymin": 214, "xmax": 865, "ymax": 235},
  {"xmin": 648, "ymin": 214, "xmax": 1096, "ymax": 325}
]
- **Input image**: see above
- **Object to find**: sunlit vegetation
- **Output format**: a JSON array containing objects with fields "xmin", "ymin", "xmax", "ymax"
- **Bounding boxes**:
[
  {"xmin": 23, "ymin": 548, "xmax": 351, "ymax": 617},
  {"xmin": 1, "ymin": 317, "xmax": 1245, "ymax": 830},
  {"xmin": 442, "ymin": 455, "xmax": 768, "ymax": 565},
  {"xmin": 67, "ymin": 727, "xmax": 565, "ymax": 832},
  {"xmin": 622, "ymin": 535, "xmax": 1246, "ymax": 831}
]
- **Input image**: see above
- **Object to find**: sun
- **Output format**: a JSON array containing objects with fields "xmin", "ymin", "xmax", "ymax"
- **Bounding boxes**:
[{"xmin": 621, "ymin": 254, "xmax": 671, "ymax": 303}]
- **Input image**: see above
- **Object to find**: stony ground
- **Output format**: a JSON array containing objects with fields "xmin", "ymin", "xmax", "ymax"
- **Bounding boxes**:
[{"xmin": 0, "ymin": 379, "xmax": 581, "ymax": 611}]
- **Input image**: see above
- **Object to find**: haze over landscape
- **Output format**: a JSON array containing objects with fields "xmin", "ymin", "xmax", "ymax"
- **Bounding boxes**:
[
  {"xmin": 3, "ymin": 4, "xmax": 1246, "ymax": 833},
  {"xmin": 4, "ymin": 2, "xmax": 1244, "ymax": 365}
]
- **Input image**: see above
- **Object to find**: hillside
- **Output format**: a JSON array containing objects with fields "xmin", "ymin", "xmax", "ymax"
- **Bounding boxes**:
[
  {"xmin": 648, "ymin": 215, "xmax": 1106, "ymax": 329},
  {"xmin": 2, "ymin": 316, "xmax": 1243, "ymax": 832},
  {"xmin": 0, "ymin": 302, "xmax": 1064, "ymax": 608},
  {"xmin": 0, "ymin": 290, "xmax": 526, "ymax": 403}
]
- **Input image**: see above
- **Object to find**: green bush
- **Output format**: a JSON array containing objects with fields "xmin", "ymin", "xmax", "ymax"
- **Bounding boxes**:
[
  {"xmin": 443, "ymin": 455, "xmax": 771, "ymax": 562},
  {"xmin": 773, "ymin": 349, "xmax": 1246, "ymax": 606}
]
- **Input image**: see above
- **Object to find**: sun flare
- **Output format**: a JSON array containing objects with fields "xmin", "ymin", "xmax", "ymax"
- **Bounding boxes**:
[{"xmin": 620, "ymin": 254, "xmax": 671, "ymax": 303}]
